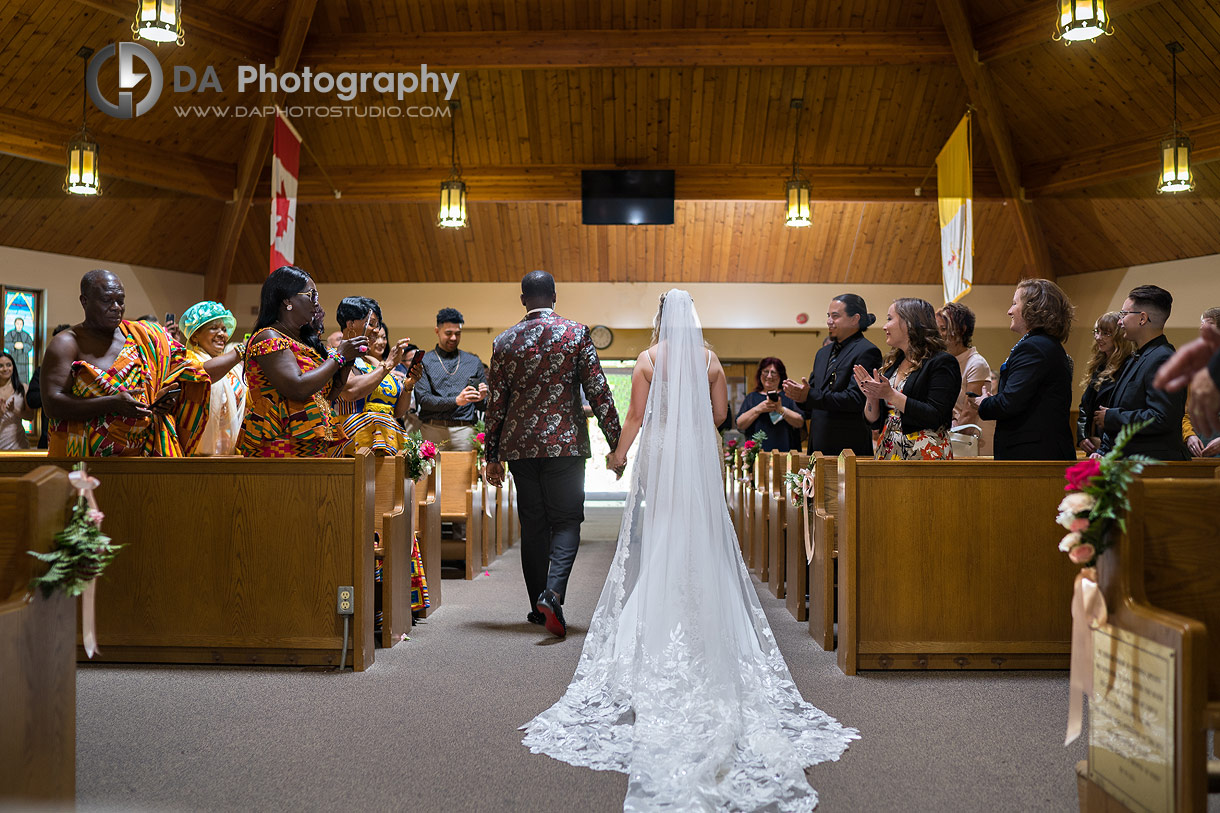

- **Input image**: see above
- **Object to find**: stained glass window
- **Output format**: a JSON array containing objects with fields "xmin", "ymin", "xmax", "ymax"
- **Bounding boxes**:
[{"xmin": 2, "ymin": 285, "xmax": 43, "ymax": 438}]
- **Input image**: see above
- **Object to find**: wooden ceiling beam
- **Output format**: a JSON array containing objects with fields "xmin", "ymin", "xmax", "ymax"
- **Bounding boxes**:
[
  {"xmin": 975, "ymin": 0, "xmax": 1163, "ymax": 63},
  {"xmin": 71, "ymin": 0, "xmax": 278, "ymax": 61},
  {"xmin": 205, "ymin": 0, "xmax": 317, "ymax": 303},
  {"xmin": 300, "ymin": 29, "xmax": 954, "ymax": 70},
  {"xmin": 1024, "ymin": 113, "xmax": 1220, "ymax": 195},
  {"xmin": 936, "ymin": 0, "xmax": 1055, "ymax": 280},
  {"xmin": 253, "ymin": 164, "xmax": 1005, "ymax": 204},
  {"xmin": 0, "ymin": 108, "xmax": 233, "ymax": 199}
]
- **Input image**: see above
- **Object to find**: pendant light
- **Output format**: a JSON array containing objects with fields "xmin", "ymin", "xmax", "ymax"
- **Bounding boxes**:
[
  {"xmin": 1157, "ymin": 41, "xmax": 1194, "ymax": 194},
  {"xmin": 133, "ymin": 0, "xmax": 184, "ymax": 46},
  {"xmin": 65, "ymin": 46, "xmax": 101, "ymax": 197},
  {"xmin": 1052, "ymin": 0, "xmax": 1113, "ymax": 43},
  {"xmin": 784, "ymin": 99, "xmax": 811, "ymax": 228},
  {"xmin": 438, "ymin": 100, "xmax": 468, "ymax": 229}
]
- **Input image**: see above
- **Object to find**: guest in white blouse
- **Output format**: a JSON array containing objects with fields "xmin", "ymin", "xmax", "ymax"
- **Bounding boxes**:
[
  {"xmin": 936, "ymin": 302, "xmax": 994, "ymax": 455},
  {"xmin": 181, "ymin": 301, "xmax": 246, "ymax": 456}
]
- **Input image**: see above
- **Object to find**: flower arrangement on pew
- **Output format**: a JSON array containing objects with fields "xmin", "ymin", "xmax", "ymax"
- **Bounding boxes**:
[
  {"xmin": 471, "ymin": 419, "xmax": 486, "ymax": 469},
  {"xmin": 783, "ymin": 466, "xmax": 816, "ymax": 507},
  {"xmin": 1055, "ymin": 421, "xmax": 1156, "ymax": 568},
  {"xmin": 404, "ymin": 431, "xmax": 439, "ymax": 481},
  {"xmin": 741, "ymin": 430, "xmax": 767, "ymax": 476},
  {"xmin": 723, "ymin": 436, "xmax": 739, "ymax": 467},
  {"xmin": 28, "ymin": 464, "xmax": 121, "ymax": 598}
]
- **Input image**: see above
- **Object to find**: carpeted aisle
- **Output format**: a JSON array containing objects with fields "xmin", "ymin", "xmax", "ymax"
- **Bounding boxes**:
[{"xmin": 76, "ymin": 505, "xmax": 1089, "ymax": 812}]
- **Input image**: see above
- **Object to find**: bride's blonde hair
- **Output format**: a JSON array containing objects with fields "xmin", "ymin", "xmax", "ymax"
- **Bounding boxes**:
[{"xmin": 649, "ymin": 290, "xmax": 713, "ymax": 351}]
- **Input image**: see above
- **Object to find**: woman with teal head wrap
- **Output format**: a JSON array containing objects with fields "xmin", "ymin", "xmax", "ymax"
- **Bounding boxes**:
[{"xmin": 181, "ymin": 300, "xmax": 246, "ymax": 455}]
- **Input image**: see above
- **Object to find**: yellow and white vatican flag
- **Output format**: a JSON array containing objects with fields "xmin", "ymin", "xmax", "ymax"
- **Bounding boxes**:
[{"xmin": 937, "ymin": 112, "xmax": 973, "ymax": 305}]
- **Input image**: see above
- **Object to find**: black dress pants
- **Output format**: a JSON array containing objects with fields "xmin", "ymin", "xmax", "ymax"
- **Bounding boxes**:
[{"xmin": 508, "ymin": 456, "xmax": 586, "ymax": 610}]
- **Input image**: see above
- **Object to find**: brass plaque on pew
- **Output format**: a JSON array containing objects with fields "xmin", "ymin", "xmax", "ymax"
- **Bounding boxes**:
[{"xmin": 1088, "ymin": 624, "xmax": 1175, "ymax": 813}]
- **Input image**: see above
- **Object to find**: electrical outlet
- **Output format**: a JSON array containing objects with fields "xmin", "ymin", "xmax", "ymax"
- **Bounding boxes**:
[{"xmin": 336, "ymin": 585, "xmax": 354, "ymax": 615}]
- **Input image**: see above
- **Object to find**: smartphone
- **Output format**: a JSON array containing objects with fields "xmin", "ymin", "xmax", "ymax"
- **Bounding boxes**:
[
  {"xmin": 152, "ymin": 387, "xmax": 181, "ymax": 407},
  {"xmin": 965, "ymin": 392, "xmax": 980, "ymax": 399},
  {"xmin": 467, "ymin": 375, "xmax": 483, "ymax": 389},
  {"xmin": 165, "ymin": 312, "xmax": 175, "ymax": 324},
  {"xmin": 767, "ymin": 391, "xmax": 780, "ymax": 402}
]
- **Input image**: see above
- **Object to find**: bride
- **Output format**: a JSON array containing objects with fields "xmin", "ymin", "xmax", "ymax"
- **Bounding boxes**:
[{"xmin": 521, "ymin": 290, "xmax": 858, "ymax": 812}]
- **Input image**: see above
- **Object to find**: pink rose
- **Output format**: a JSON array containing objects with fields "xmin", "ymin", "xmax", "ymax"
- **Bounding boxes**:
[
  {"xmin": 727, "ymin": 439, "xmax": 739, "ymax": 448},
  {"xmin": 1058, "ymin": 531, "xmax": 1082, "ymax": 552},
  {"xmin": 1070, "ymin": 517, "xmax": 1089, "ymax": 532},
  {"xmin": 1064, "ymin": 459, "xmax": 1101, "ymax": 492},
  {"xmin": 86, "ymin": 509, "xmax": 105, "ymax": 527},
  {"xmin": 1068, "ymin": 543, "xmax": 1096, "ymax": 564},
  {"xmin": 743, "ymin": 440, "xmax": 756, "ymax": 450},
  {"xmin": 420, "ymin": 440, "xmax": 438, "ymax": 459},
  {"xmin": 476, "ymin": 432, "xmax": 486, "ymax": 443}
]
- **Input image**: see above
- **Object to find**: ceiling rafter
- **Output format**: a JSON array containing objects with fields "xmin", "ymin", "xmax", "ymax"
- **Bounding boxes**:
[
  {"xmin": 71, "ymin": 0, "xmax": 278, "ymax": 61},
  {"xmin": 0, "ymin": 108, "xmax": 233, "ymax": 199},
  {"xmin": 205, "ymin": 0, "xmax": 317, "ymax": 303},
  {"xmin": 300, "ymin": 28, "xmax": 955, "ymax": 70},
  {"xmin": 936, "ymin": 0, "xmax": 1055, "ymax": 280},
  {"xmin": 252, "ymin": 164, "xmax": 1006, "ymax": 204},
  {"xmin": 974, "ymin": 0, "xmax": 1164, "ymax": 63}
]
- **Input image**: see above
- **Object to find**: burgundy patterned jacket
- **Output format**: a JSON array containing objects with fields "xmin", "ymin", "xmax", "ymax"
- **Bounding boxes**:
[{"xmin": 484, "ymin": 311, "xmax": 621, "ymax": 462}]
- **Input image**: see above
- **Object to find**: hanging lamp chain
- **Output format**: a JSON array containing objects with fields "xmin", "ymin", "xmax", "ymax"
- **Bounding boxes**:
[
  {"xmin": 789, "ymin": 99, "xmax": 805, "ymax": 178},
  {"xmin": 449, "ymin": 100, "xmax": 461, "ymax": 178}
]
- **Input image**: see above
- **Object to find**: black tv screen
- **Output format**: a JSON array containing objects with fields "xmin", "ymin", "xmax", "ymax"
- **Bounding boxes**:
[{"xmin": 581, "ymin": 170, "xmax": 675, "ymax": 225}]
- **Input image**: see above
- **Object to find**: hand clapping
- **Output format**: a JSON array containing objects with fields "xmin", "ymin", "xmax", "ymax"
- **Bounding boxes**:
[
  {"xmin": 782, "ymin": 377, "xmax": 809, "ymax": 402},
  {"xmin": 852, "ymin": 365, "xmax": 892, "ymax": 400}
]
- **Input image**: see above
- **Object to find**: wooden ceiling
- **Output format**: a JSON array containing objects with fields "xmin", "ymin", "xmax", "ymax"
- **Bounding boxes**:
[{"xmin": 0, "ymin": 0, "xmax": 1217, "ymax": 298}]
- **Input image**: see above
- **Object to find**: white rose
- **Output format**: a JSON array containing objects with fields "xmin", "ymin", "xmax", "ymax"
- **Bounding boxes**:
[
  {"xmin": 1059, "ymin": 531, "xmax": 1082, "ymax": 552},
  {"xmin": 1063, "ymin": 492, "xmax": 1097, "ymax": 514}
]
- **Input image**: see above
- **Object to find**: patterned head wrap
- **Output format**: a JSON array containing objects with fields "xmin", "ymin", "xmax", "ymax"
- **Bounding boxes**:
[{"xmin": 181, "ymin": 301, "xmax": 236, "ymax": 343}]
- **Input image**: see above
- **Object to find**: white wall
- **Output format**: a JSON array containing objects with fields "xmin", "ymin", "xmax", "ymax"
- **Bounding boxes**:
[{"xmin": 0, "ymin": 245, "xmax": 204, "ymax": 331}]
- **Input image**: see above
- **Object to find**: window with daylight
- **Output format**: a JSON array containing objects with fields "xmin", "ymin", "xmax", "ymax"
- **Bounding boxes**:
[{"xmin": 2, "ymin": 285, "xmax": 44, "ymax": 436}]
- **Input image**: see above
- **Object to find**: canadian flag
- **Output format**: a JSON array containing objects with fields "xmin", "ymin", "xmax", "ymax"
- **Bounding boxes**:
[{"xmin": 270, "ymin": 109, "xmax": 301, "ymax": 273}]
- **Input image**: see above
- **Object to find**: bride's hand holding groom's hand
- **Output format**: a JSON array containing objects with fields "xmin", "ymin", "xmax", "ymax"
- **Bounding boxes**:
[{"xmin": 606, "ymin": 450, "xmax": 626, "ymax": 479}]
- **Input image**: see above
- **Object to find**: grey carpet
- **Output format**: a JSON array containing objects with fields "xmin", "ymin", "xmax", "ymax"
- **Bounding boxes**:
[{"xmin": 77, "ymin": 505, "xmax": 1094, "ymax": 812}]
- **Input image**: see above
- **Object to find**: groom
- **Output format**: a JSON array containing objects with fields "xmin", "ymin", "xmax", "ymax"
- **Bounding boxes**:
[{"xmin": 484, "ymin": 271, "xmax": 622, "ymax": 638}]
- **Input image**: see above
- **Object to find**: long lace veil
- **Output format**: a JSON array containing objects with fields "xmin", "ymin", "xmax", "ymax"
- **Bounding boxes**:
[{"xmin": 522, "ymin": 289, "xmax": 857, "ymax": 813}]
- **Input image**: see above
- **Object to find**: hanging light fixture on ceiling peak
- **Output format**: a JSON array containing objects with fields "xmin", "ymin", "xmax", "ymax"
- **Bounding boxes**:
[
  {"xmin": 133, "ymin": 0, "xmax": 184, "ymax": 46},
  {"xmin": 1158, "ymin": 41, "xmax": 1194, "ymax": 194},
  {"xmin": 1053, "ymin": 0, "xmax": 1113, "ymax": 44},
  {"xmin": 438, "ymin": 99, "xmax": 468, "ymax": 229},
  {"xmin": 65, "ymin": 46, "xmax": 101, "ymax": 197},
  {"xmin": 785, "ymin": 99, "xmax": 811, "ymax": 228}
]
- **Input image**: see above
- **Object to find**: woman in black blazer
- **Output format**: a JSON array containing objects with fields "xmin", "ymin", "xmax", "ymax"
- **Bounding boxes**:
[
  {"xmin": 1076, "ymin": 311, "xmax": 1134, "ymax": 454},
  {"xmin": 853, "ymin": 298, "xmax": 961, "ymax": 460},
  {"xmin": 977, "ymin": 279, "xmax": 1077, "ymax": 460}
]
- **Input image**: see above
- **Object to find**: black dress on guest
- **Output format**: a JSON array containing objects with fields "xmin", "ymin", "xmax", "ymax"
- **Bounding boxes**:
[
  {"xmin": 737, "ymin": 391, "xmax": 802, "ymax": 452},
  {"xmin": 1076, "ymin": 364, "xmax": 1127, "ymax": 447},
  {"xmin": 978, "ymin": 330, "xmax": 1075, "ymax": 460}
]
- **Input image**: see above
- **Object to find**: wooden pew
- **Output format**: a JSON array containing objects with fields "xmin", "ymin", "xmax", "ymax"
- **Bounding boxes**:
[
  {"xmin": 0, "ymin": 453, "xmax": 377, "ymax": 670},
  {"xmin": 477, "ymin": 475, "xmax": 498, "ymax": 570},
  {"xmin": 784, "ymin": 453, "xmax": 812, "ymax": 623},
  {"xmin": 807, "ymin": 452, "xmax": 839, "ymax": 648},
  {"xmin": 767, "ymin": 452, "xmax": 794, "ymax": 599},
  {"xmin": 414, "ymin": 463, "xmax": 442, "ymax": 615},
  {"xmin": 751, "ymin": 451, "xmax": 771, "ymax": 579},
  {"xmin": 373, "ymin": 452, "xmax": 412, "ymax": 647},
  {"xmin": 734, "ymin": 461, "xmax": 752, "ymax": 564},
  {"xmin": 439, "ymin": 450, "xmax": 480, "ymax": 579},
  {"xmin": 0, "ymin": 466, "xmax": 75, "ymax": 804},
  {"xmin": 834, "ymin": 453, "xmax": 1220, "ymax": 675},
  {"xmin": 1077, "ymin": 476, "xmax": 1220, "ymax": 813}
]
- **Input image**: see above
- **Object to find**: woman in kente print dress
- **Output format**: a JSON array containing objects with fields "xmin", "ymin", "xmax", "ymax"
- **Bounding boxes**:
[
  {"xmin": 854, "ymin": 298, "xmax": 961, "ymax": 460},
  {"xmin": 238, "ymin": 266, "xmax": 366, "ymax": 458}
]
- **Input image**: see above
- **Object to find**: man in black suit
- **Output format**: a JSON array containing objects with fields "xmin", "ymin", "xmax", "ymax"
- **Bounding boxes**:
[
  {"xmin": 783, "ymin": 294, "xmax": 882, "ymax": 456},
  {"xmin": 1096, "ymin": 284, "xmax": 1188, "ymax": 460}
]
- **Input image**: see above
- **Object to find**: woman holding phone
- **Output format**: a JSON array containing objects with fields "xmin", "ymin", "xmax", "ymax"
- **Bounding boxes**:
[
  {"xmin": 237, "ymin": 266, "xmax": 365, "ymax": 457},
  {"xmin": 335, "ymin": 315, "xmax": 422, "ymax": 456},
  {"xmin": 735, "ymin": 357, "xmax": 803, "ymax": 452}
]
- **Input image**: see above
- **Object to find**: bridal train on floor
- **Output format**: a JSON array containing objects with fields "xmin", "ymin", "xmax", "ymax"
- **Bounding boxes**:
[{"xmin": 521, "ymin": 290, "xmax": 858, "ymax": 812}]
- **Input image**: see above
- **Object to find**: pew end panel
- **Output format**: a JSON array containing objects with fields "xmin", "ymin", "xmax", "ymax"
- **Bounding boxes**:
[
  {"xmin": 0, "ymin": 466, "xmax": 76, "ymax": 803},
  {"xmin": 836, "ymin": 453, "xmax": 1080, "ymax": 675},
  {"xmin": 439, "ymin": 451, "xmax": 479, "ymax": 580},
  {"xmin": 784, "ymin": 453, "xmax": 810, "ymax": 622},
  {"xmin": 807, "ymin": 453, "xmax": 837, "ymax": 649},
  {"xmin": 415, "ymin": 464, "xmax": 442, "ymax": 614},
  {"xmin": 751, "ymin": 452, "xmax": 771, "ymax": 579},
  {"xmin": 373, "ymin": 453, "xmax": 411, "ymax": 647},
  {"xmin": 0, "ymin": 453, "xmax": 379, "ymax": 671},
  {"xmin": 767, "ymin": 452, "xmax": 791, "ymax": 600}
]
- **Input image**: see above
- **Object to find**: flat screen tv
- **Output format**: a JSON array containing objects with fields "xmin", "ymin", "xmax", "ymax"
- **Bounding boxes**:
[{"xmin": 581, "ymin": 170, "xmax": 675, "ymax": 225}]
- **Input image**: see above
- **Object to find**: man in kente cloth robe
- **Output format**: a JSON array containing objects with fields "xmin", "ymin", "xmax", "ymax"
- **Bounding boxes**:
[{"xmin": 41, "ymin": 270, "xmax": 210, "ymax": 457}]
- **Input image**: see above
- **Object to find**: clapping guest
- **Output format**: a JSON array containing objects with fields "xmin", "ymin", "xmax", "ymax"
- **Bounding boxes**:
[
  {"xmin": 180, "ymin": 301, "xmax": 247, "ymax": 456},
  {"xmin": 735, "ymin": 357, "xmax": 803, "ymax": 452},
  {"xmin": 0, "ymin": 351, "xmax": 35, "ymax": 450},
  {"xmin": 1076, "ymin": 312, "xmax": 1134, "ymax": 455},
  {"xmin": 976, "ymin": 279, "xmax": 1076, "ymax": 460},
  {"xmin": 237, "ymin": 266, "xmax": 365, "ymax": 457},
  {"xmin": 854, "ymin": 298, "xmax": 960, "ymax": 460},
  {"xmin": 936, "ymin": 302, "xmax": 994, "ymax": 455}
]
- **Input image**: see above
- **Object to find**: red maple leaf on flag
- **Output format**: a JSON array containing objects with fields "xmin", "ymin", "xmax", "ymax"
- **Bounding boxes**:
[{"xmin": 274, "ymin": 180, "xmax": 293, "ymax": 239}]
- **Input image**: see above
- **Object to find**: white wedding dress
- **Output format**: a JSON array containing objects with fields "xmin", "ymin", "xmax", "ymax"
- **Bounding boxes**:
[{"xmin": 521, "ymin": 290, "xmax": 858, "ymax": 812}]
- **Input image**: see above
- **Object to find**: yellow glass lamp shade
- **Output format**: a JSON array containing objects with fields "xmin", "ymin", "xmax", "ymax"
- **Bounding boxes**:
[
  {"xmin": 437, "ymin": 179, "xmax": 468, "ymax": 228},
  {"xmin": 65, "ymin": 136, "xmax": 101, "ymax": 196},
  {"xmin": 1054, "ymin": 0, "xmax": 1112, "ymax": 42}
]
